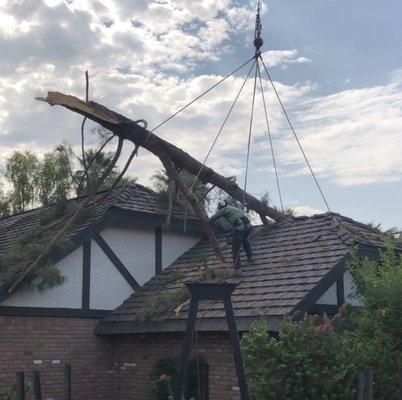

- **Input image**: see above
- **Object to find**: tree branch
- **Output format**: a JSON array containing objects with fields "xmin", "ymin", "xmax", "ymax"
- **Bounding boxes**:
[
  {"xmin": 37, "ymin": 92, "xmax": 285, "ymax": 223},
  {"xmin": 9, "ymin": 137, "xmax": 124, "ymax": 294},
  {"xmin": 159, "ymin": 154, "xmax": 225, "ymax": 263}
]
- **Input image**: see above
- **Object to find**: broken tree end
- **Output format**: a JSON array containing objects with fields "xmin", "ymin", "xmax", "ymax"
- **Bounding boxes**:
[{"xmin": 35, "ymin": 91, "xmax": 124, "ymax": 125}]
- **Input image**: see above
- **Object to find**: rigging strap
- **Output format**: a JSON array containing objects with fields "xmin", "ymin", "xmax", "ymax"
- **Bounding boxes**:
[
  {"xmin": 259, "ymin": 54, "xmax": 331, "ymax": 212},
  {"xmin": 256, "ymin": 61, "xmax": 284, "ymax": 211},
  {"xmin": 243, "ymin": 61, "xmax": 259, "ymax": 207},
  {"xmin": 189, "ymin": 59, "xmax": 257, "ymax": 193},
  {"xmin": 150, "ymin": 56, "xmax": 255, "ymax": 134}
]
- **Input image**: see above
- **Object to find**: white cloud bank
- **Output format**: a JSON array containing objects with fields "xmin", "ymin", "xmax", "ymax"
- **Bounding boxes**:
[{"xmin": 1, "ymin": 0, "xmax": 402, "ymax": 192}]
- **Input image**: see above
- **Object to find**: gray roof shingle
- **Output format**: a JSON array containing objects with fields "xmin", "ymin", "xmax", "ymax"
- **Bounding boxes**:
[{"xmin": 100, "ymin": 212, "xmax": 390, "ymax": 331}]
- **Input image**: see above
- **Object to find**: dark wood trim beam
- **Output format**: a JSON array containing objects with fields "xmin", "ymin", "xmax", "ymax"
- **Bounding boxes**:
[
  {"xmin": 82, "ymin": 240, "xmax": 91, "ymax": 309},
  {"xmin": 155, "ymin": 227, "xmax": 162, "ymax": 275},
  {"xmin": 93, "ymin": 234, "xmax": 140, "ymax": 290},
  {"xmin": 0, "ymin": 306, "xmax": 110, "ymax": 318},
  {"xmin": 291, "ymin": 255, "xmax": 349, "ymax": 317},
  {"xmin": 336, "ymin": 275, "xmax": 345, "ymax": 306},
  {"xmin": 308, "ymin": 304, "xmax": 340, "ymax": 316}
]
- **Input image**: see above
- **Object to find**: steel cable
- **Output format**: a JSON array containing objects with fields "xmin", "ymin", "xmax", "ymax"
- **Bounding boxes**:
[{"xmin": 259, "ymin": 55, "xmax": 331, "ymax": 211}]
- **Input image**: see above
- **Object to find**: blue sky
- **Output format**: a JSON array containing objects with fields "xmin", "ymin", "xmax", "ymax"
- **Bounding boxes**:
[{"xmin": 0, "ymin": 0, "xmax": 401, "ymax": 228}]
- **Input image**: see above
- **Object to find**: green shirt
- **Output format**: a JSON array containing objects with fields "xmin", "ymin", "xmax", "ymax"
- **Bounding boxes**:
[{"xmin": 210, "ymin": 206, "xmax": 245, "ymax": 233}]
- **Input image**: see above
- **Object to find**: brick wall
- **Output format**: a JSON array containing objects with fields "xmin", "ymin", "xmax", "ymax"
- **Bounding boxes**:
[
  {"xmin": 114, "ymin": 332, "xmax": 241, "ymax": 400},
  {"xmin": 0, "ymin": 316, "xmax": 114, "ymax": 400},
  {"xmin": 0, "ymin": 316, "xmax": 243, "ymax": 400}
]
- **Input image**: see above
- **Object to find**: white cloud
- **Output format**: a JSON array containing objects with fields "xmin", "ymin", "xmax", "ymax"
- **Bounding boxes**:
[
  {"xmin": 261, "ymin": 49, "xmax": 311, "ymax": 69},
  {"xmin": 293, "ymin": 205, "xmax": 324, "ymax": 216},
  {"xmin": 276, "ymin": 82, "xmax": 402, "ymax": 186},
  {"xmin": 1, "ymin": 0, "xmax": 402, "ymax": 196}
]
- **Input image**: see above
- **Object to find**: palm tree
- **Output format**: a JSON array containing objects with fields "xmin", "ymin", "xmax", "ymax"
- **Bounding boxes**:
[
  {"xmin": 75, "ymin": 149, "xmax": 134, "ymax": 195},
  {"xmin": 152, "ymin": 169, "xmax": 210, "ymax": 215}
]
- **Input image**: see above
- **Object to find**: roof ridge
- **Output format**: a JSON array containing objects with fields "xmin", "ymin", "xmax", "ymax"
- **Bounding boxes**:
[
  {"xmin": 326, "ymin": 214, "xmax": 355, "ymax": 246},
  {"xmin": 0, "ymin": 183, "xmax": 136, "ymax": 222}
]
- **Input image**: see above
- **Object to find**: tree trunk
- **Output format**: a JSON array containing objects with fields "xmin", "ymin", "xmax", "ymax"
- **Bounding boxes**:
[{"xmin": 37, "ymin": 91, "xmax": 285, "ymax": 223}]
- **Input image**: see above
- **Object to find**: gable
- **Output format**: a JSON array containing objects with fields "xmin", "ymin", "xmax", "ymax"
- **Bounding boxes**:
[{"xmin": 0, "ymin": 221, "xmax": 201, "ymax": 315}]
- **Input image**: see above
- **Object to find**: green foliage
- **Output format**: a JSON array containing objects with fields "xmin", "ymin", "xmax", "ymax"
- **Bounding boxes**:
[
  {"xmin": 4, "ymin": 151, "xmax": 40, "ymax": 214},
  {"xmin": 347, "ymin": 244, "xmax": 402, "ymax": 352},
  {"xmin": 0, "ymin": 140, "xmax": 136, "ymax": 215},
  {"xmin": 366, "ymin": 221, "xmax": 402, "ymax": 247},
  {"xmin": 151, "ymin": 357, "xmax": 206, "ymax": 400},
  {"xmin": 242, "ymin": 316, "xmax": 358, "ymax": 400},
  {"xmin": 37, "ymin": 144, "xmax": 74, "ymax": 206},
  {"xmin": 0, "ymin": 134, "xmax": 136, "ymax": 292},
  {"xmin": 342, "ymin": 243, "xmax": 402, "ymax": 397},
  {"xmin": 75, "ymin": 148, "xmax": 127, "ymax": 195},
  {"xmin": 136, "ymin": 286, "xmax": 189, "ymax": 322},
  {"xmin": 243, "ymin": 244, "xmax": 402, "ymax": 400},
  {"xmin": 0, "ymin": 226, "xmax": 69, "ymax": 292},
  {"xmin": 0, "ymin": 201, "xmax": 98, "ymax": 292},
  {"xmin": 0, "ymin": 186, "xmax": 10, "ymax": 217},
  {"xmin": 0, "ymin": 378, "xmax": 33, "ymax": 400},
  {"xmin": 1, "ymin": 146, "xmax": 74, "ymax": 214},
  {"xmin": 152, "ymin": 169, "xmax": 210, "ymax": 214}
]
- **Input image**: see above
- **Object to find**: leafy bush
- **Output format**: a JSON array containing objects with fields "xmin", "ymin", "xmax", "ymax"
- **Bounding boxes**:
[
  {"xmin": 242, "ymin": 243, "xmax": 402, "ymax": 400},
  {"xmin": 343, "ymin": 243, "xmax": 402, "ymax": 398},
  {"xmin": 242, "ymin": 316, "xmax": 358, "ymax": 400}
]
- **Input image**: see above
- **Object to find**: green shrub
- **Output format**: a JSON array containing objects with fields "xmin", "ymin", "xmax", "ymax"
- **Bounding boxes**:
[
  {"xmin": 242, "ymin": 243, "xmax": 402, "ymax": 400},
  {"xmin": 242, "ymin": 316, "xmax": 358, "ymax": 400}
]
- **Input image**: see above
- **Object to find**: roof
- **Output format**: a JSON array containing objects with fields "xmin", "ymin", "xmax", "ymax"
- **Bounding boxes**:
[
  {"xmin": 96, "ymin": 212, "xmax": 391, "ymax": 334},
  {"xmin": 0, "ymin": 183, "xmax": 198, "ymax": 296}
]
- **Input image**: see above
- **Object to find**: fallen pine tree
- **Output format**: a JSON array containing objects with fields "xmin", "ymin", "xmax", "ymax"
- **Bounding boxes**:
[{"xmin": 35, "ymin": 91, "xmax": 285, "ymax": 266}]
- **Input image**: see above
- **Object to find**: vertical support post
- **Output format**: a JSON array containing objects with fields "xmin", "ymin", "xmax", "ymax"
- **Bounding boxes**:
[
  {"xmin": 64, "ymin": 363, "xmax": 72, "ymax": 400},
  {"xmin": 174, "ymin": 297, "xmax": 199, "ymax": 400},
  {"xmin": 399, "ymin": 368, "xmax": 402, "ymax": 400},
  {"xmin": 175, "ymin": 283, "xmax": 249, "ymax": 400},
  {"xmin": 32, "ymin": 371, "xmax": 42, "ymax": 400},
  {"xmin": 155, "ymin": 227, "xmax": 162, "ymax": 275},
  {"xmin": 224, "ymin": 298, "xmax": 249, "ymax": 400},
  {"xmin": 336, "ymin": 275, "xmax": 345, "ymax": 306},
  {"xmin": 367, "ymin": 367, "xmax": 374, "ymax": 400},
  {"xmin": 357, "ymin": 371, "xmax": 365, "ymax": 400},
  {"xmin": 16, "ymin": 372, "xmax": 25, "ymax": 400},
  {"xmin": 82, "ymin": 240, "xmax": 91, "ymax": 309},
  {"xmin": 367, "ymin": 367, "xmax": 373, "ymax": 400}
]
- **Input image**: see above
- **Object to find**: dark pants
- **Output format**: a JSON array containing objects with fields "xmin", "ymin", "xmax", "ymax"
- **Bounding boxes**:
[{"xmin": 232, "ymin": 217, "xmax": 253, "ymax": 269}]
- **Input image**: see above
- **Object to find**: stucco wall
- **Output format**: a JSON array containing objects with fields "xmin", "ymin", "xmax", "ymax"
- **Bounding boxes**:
[
  {"xmin": 1, "ymin": 225, "xmax": 201, "ymax": 311},
  {"xmin": 1, "ymin": 247, "xmax": 83, "ymax": 308},
  {"xmin": 90, "ymin": 239, "xmax": 134, "ymax": 310},
  {"xmin": 162, "ymin": 230, "xmax": 200, "ymax": 269},
  {"xmin": 316, "ymin": 271, "xmax": 362, "ymax": 306},
  {"xmin": 100, "ymin": 225, "xmax": 156, "ymax": 286},
  {"xmin": 316, "ymin": 281, "xmax": 338, "ymax": 305}
]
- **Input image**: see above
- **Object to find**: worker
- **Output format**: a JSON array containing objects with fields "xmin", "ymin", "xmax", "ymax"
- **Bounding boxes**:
[{"xmin": 209, "ymin": 199, "xmax": 253, "ymax": 275}]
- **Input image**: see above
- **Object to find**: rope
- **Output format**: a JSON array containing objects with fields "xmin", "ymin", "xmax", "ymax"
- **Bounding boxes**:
[
  {"xmin": 259, "ymin": 55, "xmax": 331, "ymax": 212},
  {"xmin": 149, "ymin": 56, "xmax": 255, "ymax": 134},
  {"xmin": 189, "ymin": 59, "xmax": 257, "ymax": 193},
  {"xmin": 256, "ymin": 61, "xmax": 284, "ymax": 211},
  {"xmin": 242, "ymin": 61, "xmax": 258, "ymax": 205}
]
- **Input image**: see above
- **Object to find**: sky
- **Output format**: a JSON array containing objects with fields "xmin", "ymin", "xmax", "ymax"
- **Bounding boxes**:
[{"xmin": 0, "ymin": 0, "xmax": 401, "ymax": 228}]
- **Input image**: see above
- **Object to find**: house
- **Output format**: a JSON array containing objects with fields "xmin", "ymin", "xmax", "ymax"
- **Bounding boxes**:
[
  {"xmin": 0, "ymin": 184, "xmax": 202, "ymax": 399},
  {"xmin": 0, "ymin": 184, "xmax": 391, "ymax": 399}
]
